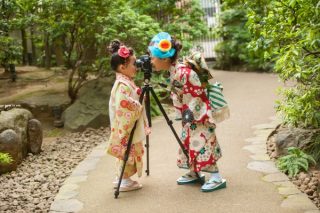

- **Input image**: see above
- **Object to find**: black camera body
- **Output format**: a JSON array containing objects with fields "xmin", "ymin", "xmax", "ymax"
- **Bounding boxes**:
[{"xmin": 135, "ymin": 55, "xmax": 152, "ymax": 74}]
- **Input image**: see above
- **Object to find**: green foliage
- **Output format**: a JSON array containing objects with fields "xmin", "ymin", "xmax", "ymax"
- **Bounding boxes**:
[
  {"xmin": 276, "ymin": 147, "xmax": 316, "ymax": 178},
  {"xmin": 163, "ymin": 0, "xmax": 208, "ymax": 54},
  {"xmin": 214, "ymin": 6, "xmax": 250, "ymax": 69},
  {"xmin": 0, "ymin": 37, "xmax": 22, "ymax": 65},
  {"xmin": 0, "ymin": 0, "xmax": 208, "ymax": 103},
  {"xmin": 214, "ymin": 1, "xmax": 270, "ymax": 71},
  {"xmin": 0, "ymin": 0, "xmax": 22, "ymax": 66},
  {"xmin": 129, "ymin": 0, "xmax": 208, "ymax": 55},
  {"xmin": 135, "ymin": 71, "xmax": 170, "ymax": 117},
  {"xmin": 150, "ymin": 96, "xmax": 161, "ymax": 117},
  {"xmin": 19, "ymin": 0, "xmax": 161, "ymax": 101},
  {"xmin": 96, "ymin": 4, "xmax": 161, "ymax": 57},
  {"xmin": 1, "ymin": 0, "xmax": 207, "ymax": 68},
  {"xmin": 304, "ymin": 133, "xmax": 320, "ymax": 164},
  {"xmin": 247, "ymin": 0, "xmax": 320, "ymax": 128},
  {"xmin": 0, "ymin": 152, "xmax": 13, "ymax": 164}
]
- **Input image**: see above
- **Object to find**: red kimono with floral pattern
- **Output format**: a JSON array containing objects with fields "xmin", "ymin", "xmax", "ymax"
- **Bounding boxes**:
[{"xmin": 170, "ymin": 64, "xmax": 222, "ymax": 173}]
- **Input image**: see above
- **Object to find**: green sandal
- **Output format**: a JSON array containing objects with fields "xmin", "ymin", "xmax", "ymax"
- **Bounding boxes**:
[
  {"xmin": 177, "ymin": 172, "xmax": 205, "ymax": 185},
  {"xmin": 201, "ymin": 179, "xmax": 227, "ymax": 192}
]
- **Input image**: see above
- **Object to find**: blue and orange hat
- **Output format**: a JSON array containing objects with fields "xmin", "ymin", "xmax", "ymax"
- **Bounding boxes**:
[{"xmin": 148, "ymin": 32, "xmax": 176, "ymax": 59}]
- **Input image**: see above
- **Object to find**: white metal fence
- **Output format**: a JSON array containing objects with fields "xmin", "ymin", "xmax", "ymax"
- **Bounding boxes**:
[{"xmin": 193, "ymin": 0, "xmax": 221, "ymax": 59}]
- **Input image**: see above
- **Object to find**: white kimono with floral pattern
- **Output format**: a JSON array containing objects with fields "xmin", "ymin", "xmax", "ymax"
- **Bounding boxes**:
[{"xmin": 107, "ymin": 73, "xmax": 146, "ymax": 177}]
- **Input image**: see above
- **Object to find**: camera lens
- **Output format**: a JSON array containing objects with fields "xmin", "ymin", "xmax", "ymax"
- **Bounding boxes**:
[
  {"xmin": 135, "ymin": 55, "xmax": 152, "ymax": 73},
  {"xmin": 135, "ymin": 59, "xmax": 143, "ymax": 69}
]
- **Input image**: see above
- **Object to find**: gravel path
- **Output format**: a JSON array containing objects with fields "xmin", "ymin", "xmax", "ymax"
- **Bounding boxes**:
[{"xmin": 0, "ymin": 127, "xmax": 110, "ymax": 213}]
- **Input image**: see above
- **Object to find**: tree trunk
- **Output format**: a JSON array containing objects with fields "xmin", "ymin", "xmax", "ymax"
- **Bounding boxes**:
[
  {"xmin": 68, "ymin": 62, "xmax": 80, "ymax": 104},
  {"xmin": 21, "ymin": 28, "xmax": 28, "ymax": 65},
  {"xmin": 1, "ymin": 1, "xmax": 10, "ymax": 72},
  {"xmin": 66, "ymin": 29, "xmax": 76, "ymax": 69},
  {"xmin": 44, "ymin": 33, "xmax": 51, "ymax": 69},
  {"xmin": 83, "ymin": 39, "xmax": 97, "ymax": 65},
  {"xmin": 68, "ymin": 67, "xmax": 77, "ymax": 103},
  {"xmin": 30, "ymin": 26, "xmax": 36, "ymax": 65},
  {"xmin": 9, "ymin": 64, "xmax": 16, "ymax": 82},
  {"xmin": 53, "ymin": 37, "xmax": 65, "ymax": 67},
  {"xmin": 3, "ymin": 64, "xmax": 10, "ymax": 73}
]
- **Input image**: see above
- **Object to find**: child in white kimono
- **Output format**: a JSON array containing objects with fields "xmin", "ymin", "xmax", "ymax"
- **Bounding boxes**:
[{"xmin": 107, "ymin": 40, "xmax": 149, "ymax": 192}]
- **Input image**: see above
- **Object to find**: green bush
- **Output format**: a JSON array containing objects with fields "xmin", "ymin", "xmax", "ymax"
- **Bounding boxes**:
[
  {"xmin": 129, "ymin": 0, "xmax": 208, "ymax": 56},
  {"xmin": 276, "ymin": 147, "xmax": 316, "ymax": 178},
  {"xmin": 135, "ymin": 71, "xmax": 170, "ymax": 117},
  {"xmin": 304, "ymin": 133, "xmax": 320, "ymax": 164},
  {"xmin": 0, "ymin": 0, "xmax": 22, "ymax": 67},
  {"xmin": 0, "ymin": 152, "xmax": 13, "ymax": 165},
  {"xmin": 214, "ymin": 1, "xmax": 270, "ymax": 71},
  {"xmin": 246, "ymin": 0, "xmax": 320, "ymax": 128}
]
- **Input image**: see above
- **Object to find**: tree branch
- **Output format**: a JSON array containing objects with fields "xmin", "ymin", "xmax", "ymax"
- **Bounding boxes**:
[{"xmin": 303, "ymin": 47, "xmax": 320, "ymax": 57}]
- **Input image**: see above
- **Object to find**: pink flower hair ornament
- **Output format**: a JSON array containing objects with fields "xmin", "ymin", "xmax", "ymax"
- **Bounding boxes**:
[{"xmin": 118, "ymin": 46, "xmax": 130, "ymax": 58}]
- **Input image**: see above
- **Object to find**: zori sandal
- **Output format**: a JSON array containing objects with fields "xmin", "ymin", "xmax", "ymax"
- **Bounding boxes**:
[
  {"xmin": 113, "ymin": 178, "xmax": 143, "ymax": 192},
  {"xmin": 177, "ymin": 172, "xmax": 205, "ymax": 185},
  {"xmin": 201, "ymin": 178, "xmax": 226, "ymax": 192},
  {"xmin": 119, "ymin": 180, "xmax": 142, "ymax": 192}
]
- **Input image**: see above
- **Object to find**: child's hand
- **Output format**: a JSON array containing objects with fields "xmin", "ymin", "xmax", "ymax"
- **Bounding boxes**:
[{"xmin": 145, "ymin": 127, "xmax": 151, "ymax": 135}]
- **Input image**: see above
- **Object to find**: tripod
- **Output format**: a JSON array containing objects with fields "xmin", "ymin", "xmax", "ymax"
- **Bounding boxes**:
[{"xmin": 114, "ymin": 69, "xmax": 204, "ymax": 199}]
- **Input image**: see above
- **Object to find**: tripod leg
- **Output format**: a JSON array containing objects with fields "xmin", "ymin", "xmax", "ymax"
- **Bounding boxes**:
[
  {"xmin": 145, "ymin": 87, "xmax": 151, "ymax": 176},
  {"xmin": 114, "ymin": 88, "xmax": 147, "ymax": 199},
  {"xmin": 149, "ymin": 88, "xmax": 204, "ymax": 185},
  {"xmin": 149, "ymin": 88, "xmax": 188, "ymax": 159},
  {"xmin": 114, "ymin": 153, "xmax": 131, "ymax": 198}
]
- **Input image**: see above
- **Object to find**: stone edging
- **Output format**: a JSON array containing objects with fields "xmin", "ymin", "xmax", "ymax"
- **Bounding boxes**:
[
  {"xmin": 244, "ymin": 116, "xmax": 319, "ymax": 213},
  {"xmin": 49, "ymin": 142, "xmax": 107, "ymax": 213}
]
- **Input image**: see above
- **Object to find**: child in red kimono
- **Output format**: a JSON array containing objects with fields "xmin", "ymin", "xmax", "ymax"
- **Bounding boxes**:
[{"xmin": 148, "ymin": 32, "xmax": 226, "ymax": 192}]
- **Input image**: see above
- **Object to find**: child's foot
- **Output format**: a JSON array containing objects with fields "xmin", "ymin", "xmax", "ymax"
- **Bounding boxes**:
[
  {"xmin": 177, "ymin": 171, "xmax": 205, "ymax": 185},
  {"xmin": 201, "ymin": 178, "xmax": 226, "ymax": 192},
  {"xmin": 119, "ymin": 179, "xmax": 142, "ymax": 192},
  {"xmin": 113, "ymin": 178, "xmax": 143, "ymax": 192},
  {"xmin": 113, "ymin": 177, "xmax": 119, "ymax": 189}
]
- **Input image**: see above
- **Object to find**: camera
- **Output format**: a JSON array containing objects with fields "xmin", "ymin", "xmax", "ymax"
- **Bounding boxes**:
[{"xmin": 135, "ymin": 55, "xmax": 152, "ymax": 73}]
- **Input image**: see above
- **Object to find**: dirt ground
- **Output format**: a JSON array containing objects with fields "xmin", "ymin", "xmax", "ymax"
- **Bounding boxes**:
[
  {"xmin": 0, "ymin": 66, "xmax": 70, "ymax": 138},
  {"xmin": 0, "ymin": 66, "xmax": 69, "ymax": 104}
]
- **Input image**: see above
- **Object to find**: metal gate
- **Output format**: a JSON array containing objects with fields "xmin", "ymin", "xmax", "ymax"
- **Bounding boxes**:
[{"xmin": 193, "ymin": 0, "xmax": 221, "ymax": 59}]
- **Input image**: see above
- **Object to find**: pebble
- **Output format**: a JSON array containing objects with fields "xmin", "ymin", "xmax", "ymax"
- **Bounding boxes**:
[
  {"xmin": 267, "ymin": 136, "xmax": 320, "ymax": 209},
  {"xmin": 0, "ymin": 128, "xmax": 110, "ymax": 212}
]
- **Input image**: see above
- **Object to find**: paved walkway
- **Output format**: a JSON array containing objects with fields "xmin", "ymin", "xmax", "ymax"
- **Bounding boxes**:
[{"xmin": 50, "ymin": 71, "xmax": 318, "ymax": 213}]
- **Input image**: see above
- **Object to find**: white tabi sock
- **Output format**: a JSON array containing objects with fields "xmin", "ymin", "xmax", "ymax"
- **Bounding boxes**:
[{"xmin": 210, "ymin": 172, "xmax": 222, "ymax": 182}]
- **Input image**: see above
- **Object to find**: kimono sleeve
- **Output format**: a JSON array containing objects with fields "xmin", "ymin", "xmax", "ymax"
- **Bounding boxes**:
[
  {"xmin": 114, "ymin": 83, "xmax": 143, "ymax": 139},
  {"xmin": 170, "ymin": 70, "xmax": 183, "ymax": 111},
  {"xmin": 182, "ymin": 69, "xmax": 212, "ymax": 123}
]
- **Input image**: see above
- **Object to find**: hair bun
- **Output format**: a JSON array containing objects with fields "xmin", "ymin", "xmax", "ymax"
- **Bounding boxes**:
[
  {"xmin": 172, "ymin": 39, "xmax": 182, "ymax": 52},
  {"xmin": 108, "ymin": 40, "xmax": 121, "ymax": 54}
]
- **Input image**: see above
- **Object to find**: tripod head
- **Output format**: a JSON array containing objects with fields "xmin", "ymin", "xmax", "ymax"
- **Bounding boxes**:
[{"xmin": 135, "ymin": 55, "xmax": 152, "ymax": 83}]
